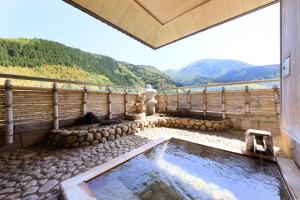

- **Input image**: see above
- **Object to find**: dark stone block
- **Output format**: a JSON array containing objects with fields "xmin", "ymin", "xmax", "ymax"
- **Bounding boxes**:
[{"xmin": 75, "ymin": 112, "xmax": 100, "ymax": 125}]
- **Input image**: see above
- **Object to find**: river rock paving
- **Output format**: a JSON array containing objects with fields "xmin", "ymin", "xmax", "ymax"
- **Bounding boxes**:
[
  {"xmin": 0, "ymin": 128, "xmax": 244, "ymax": 200},
  {"xmin": 137, "ymin": 127, "xmax": 245, "ymax": 149}
]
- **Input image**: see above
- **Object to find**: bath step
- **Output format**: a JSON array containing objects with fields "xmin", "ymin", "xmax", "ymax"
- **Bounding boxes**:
[{"xmin": 93, "ymin": 179, "xmax": 139, "ymax": 200}]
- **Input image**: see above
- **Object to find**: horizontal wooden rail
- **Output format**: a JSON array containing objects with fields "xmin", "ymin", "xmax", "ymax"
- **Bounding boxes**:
[
  {"xmin": 161, "ymin": 78, "xmax": 280, "ymax": 90},
  {"xmin": 0, "ymin": 73, "xmax": 144, "ymax": 90},
  {"xmin": 0, "ymin": 85, "xmax": 139, "ymax": 95}
]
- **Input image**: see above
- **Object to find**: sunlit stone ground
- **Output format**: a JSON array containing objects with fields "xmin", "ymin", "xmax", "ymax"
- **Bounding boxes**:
[{"xmin": 0, "ymin": 128, "xmax": 244, "ymax": 200}]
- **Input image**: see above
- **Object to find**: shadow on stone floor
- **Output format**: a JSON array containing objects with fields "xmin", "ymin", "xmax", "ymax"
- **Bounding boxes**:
[{"xmin": 0, "ymin": 128, "xmax": 245, "ymax": 200}]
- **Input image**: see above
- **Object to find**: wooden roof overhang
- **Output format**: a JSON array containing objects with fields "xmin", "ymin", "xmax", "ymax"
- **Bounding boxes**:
[{"xmin": 64, "ymin": 0, "xmax": 278, "ymax": 49}]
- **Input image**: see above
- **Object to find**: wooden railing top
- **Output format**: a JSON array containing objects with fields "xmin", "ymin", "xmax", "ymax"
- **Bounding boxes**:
[
  {"xmin": 0, "ymin": 73, "xmax": 280, "ymax": 93},
  {"xmin": 0, "ymin": 73, "xmax": 145, "ymax": 91},
  {"xmin": 161, "ymin": 78, "xmax": 280, "ymax": 90}
]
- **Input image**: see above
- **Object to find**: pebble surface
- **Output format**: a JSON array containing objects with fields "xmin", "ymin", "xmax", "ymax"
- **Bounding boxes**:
[{"xmin": 0, "ymin": 127, "xmax": 244, "ymax": 200}]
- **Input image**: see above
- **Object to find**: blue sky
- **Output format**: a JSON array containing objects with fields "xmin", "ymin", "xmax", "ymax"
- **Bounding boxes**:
[{"xmin": 0, "ymin": 1, "xmax": 280, "ymax": 70}]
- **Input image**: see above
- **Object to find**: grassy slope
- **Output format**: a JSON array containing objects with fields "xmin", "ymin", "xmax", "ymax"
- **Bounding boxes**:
[
  {"xmin": 0, "ymin": 38, "xmax": 176, "ymax": 89},
  {"xmin": 0, "ymin": 65, "xmax": 111, "ymax": 88}
]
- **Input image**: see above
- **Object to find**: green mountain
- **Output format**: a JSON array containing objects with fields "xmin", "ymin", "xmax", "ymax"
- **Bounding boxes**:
[
  {"xmin": 164, "ymin": 59, "xmax": 279, "ymax": 86},
  {"xmin": 0, "ymin": 38, "xmax": 176, "ymax": 89}
]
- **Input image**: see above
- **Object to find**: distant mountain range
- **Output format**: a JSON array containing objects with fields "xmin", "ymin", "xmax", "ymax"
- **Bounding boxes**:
[
  {"xmin": 164, "ymin": 59, "xmax": 279, "ymax": 86},
  {"xmin": 0, "ymin": 38, "xmax": 279, "ymax": 89}
]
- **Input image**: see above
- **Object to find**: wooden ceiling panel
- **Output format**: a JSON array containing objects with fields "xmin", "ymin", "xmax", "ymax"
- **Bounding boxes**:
[
  {"xmin": 191, "ymin": 6, "xmax": 207, "ymax": 30},
  {"xmin": 64, "ymin": 0, "xmax": 279, "ymax": 49},
  {"xmin": 109, "ymin": 1, "xmax": 131, "ymax": 25},
  {"xmin": 227, "ymin": 0, "xmax": 244, "ymax": 18},
  {"xmin": 135, "ymin": 0, "xmax": 209, "ymax": 24},
  {"xmin": 86, "ymin": 0, "xmax": 104, "ymax": 14},
  {"xmin": 201, "ymin": 0, "xmax": 218, "ymax": 26},
  {"xmin": 242, "ymin": 0, "xmax": 260, "ymax": 11},
  {"xmin": 120, "ymin": 5, "xmax": 140, "ymax": 30},
  {"xmin": 259, "ymin": 0, "xmax": 276, "ymax": 6},
  {"xmin": 99, "ymin": 0, "xmax": 119, "ymax": 21},
  {"xmin": 214, "ymin": 0, "xmax": 230, "ymax": 23},
  {"xmin": 72, "ymin": 0, "xmax": 88, "ymax": 7}
]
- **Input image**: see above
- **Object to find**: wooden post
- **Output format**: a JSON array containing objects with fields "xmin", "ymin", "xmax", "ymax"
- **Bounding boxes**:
[
  {"xmin": 5, "ymin": 79, "xmax": 13, "ymax": 144},
  {"xmin": 83, "ymin": 86, "xmax": 88, "ymax": 116},
  {"xmin": 221, "ymin": 87, "xmax": 226, "ymax": 119},
  {"xmin": 108, "ymin": 88, "xmax": 112, "ymax": 119},
  {"xmin": 135, "ymin": 90, "xmax": 140, "ymax": 112},
  {"xmin": 187, "ymin": 89, "xmax": 191, "ymax": 110},
  {"xmin": 124, "ymin": 89, "xmax": 128, "ymax": 114},
  {"xmin": 52, "ymin": 82, "xmax": 59, "ymax": 130},
  {"xmin": 176, "ymin": 89, "xmax": 179, "ymax": 111},
  {"xmin": 245, "ymin": 85, "xmax": 250, "ymax": 114},
  {"xmin": 164, "ymin": 92, "xmax": 168, "ymax": 112},
  {"xmin": 203, "ymin": 87, "xmax": 207, "ymax": 116},
  {"xmin": 273, "ymin": 84, "xmax": 280, "ymax": 115}
]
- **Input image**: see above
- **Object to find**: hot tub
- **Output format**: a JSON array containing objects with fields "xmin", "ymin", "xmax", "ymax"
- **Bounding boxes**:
[{"xmin": 60, "ymin": 137, "xmax": 291, "ymax": 200}]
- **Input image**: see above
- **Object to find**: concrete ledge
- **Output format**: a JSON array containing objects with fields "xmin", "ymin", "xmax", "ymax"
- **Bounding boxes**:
[{"xmin": 277, "ymin": 157, "xmax": 300, "ymax": 200}]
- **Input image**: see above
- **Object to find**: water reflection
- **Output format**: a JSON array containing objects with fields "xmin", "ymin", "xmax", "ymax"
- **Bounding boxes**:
[
  {"xmin": 88, "ymin": 139, "xmax": 290, "ymax": 200},
  {"xmin": 157, "ymin": 158, "xmax": 237, "ymax": 200}
]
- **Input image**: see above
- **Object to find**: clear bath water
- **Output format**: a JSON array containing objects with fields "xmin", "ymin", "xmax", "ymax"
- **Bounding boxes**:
[{"xmin": 88, "ymin": 139, "xmax": 290, "ymax": 200}]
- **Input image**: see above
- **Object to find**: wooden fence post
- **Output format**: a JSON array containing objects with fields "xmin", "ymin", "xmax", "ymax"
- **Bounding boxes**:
[
  {"xmin": 245, "ymin": 85, "xmax": 250, "ymax": 114},
  {"xmin": 5, "ymin": 79, "xmax": 13, "ymax": 144},
  {"xmin": 176, "ymin": 89, "xmax": 179, "ymax": 111},
  {"xmin": 108, "ymin": 88, "xmax": 112, "ymax": 119},
  {"xmin": 136, "ymin": 90, "xmax": 141, "ymax": 113},
  {"xmin": 52, "ymin": 82, "xmax": 59, "ymax": 130},
  {"xmin": 124, "ymin": 89, "xmax": 128, "ymax": 115},
  {"xmin": 273, "ymin": 84, "xmax": 280, "ymax": 115},
  {"xmin": 83, "ymin": 86, "xmax": 88, "ymax": 116},
  {"xmin": 164, "ymin": 92, "xmax": 168, "ymax": 112},
  {"xmin": 187, "ymin": 89, "xmax": 191, "ymax": 110},
  {"xmin": 221, "ymin": 87, "xmax": 226, "ymax": 119},
  {"xmin": 203, "ymin": 87, "xmax": 207, "ymax": 116}
]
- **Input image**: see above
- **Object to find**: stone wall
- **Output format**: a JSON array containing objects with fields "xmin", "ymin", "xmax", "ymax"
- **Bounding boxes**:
[{"xmin": 47, "ymin": 117, "xmax": 232, "ymax": 148}]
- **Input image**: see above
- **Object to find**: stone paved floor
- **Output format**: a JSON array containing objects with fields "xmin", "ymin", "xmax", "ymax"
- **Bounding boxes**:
[{"xmin": 0, "ymin": 128, "xmax": 244, "ymax": 200}]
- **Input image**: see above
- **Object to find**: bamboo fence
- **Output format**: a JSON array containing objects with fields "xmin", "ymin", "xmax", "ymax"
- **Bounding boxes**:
[
  {"xmin": 157, "ymin": 84, "xmax": 280, "ymax": 118},
  {"xmin": 0, "ymin": 74, "xmax": 280, "ymax": 145}
]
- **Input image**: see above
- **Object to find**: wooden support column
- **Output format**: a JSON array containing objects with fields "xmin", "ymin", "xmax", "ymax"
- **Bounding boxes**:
[
  {"xmin": 164, "ymin": 92, "xmax": 168, "ymax": 112},
  {"xmin": 221, "ymin": 87, "xmax": 226, "ymax": 119},
  {"xmin": 52, "ymin": 82, "xmax": 59, "ymax": 130},
  {"xmin": 273, "ymin": 84, "xmax": 280, "ymax": 115},
  {"xmin": 83, "ymin": 86, "xmax": 88, "ymax": 116},
  {"xmin": 203, "ymin": 87, "xmax": 207, "ymax": 116},
  {"xmin": 135, "ymin": 90, "xmax": 139, "ymax": 112},
  {"xmin": 5, "ymin": 79, "xmax": 13, "ymax": 144},
  {"xmin": 176, "ymin": 89, "xmax": 179, "ymax": 111},
  {"xmin": 187, "ymin": 90, "xmax": 191, "ymax": 110},
  {"xmin": 245, "ymin": 85, "xmax": 250, "ymax": 114},
  {"xmin": 108, "ymin": 88, "xmax": 112, "ymax": 119},
  {"xmin": 124, "ymin": 89, "xmax": 128, "ymax": 114}
]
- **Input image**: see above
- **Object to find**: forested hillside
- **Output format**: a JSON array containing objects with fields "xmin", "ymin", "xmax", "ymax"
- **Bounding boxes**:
[{"xmin": 0, "ymin": 38, "xmax": 176, "ymax": 89}]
